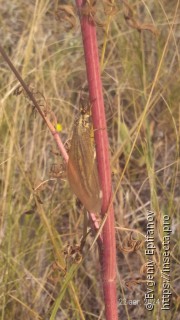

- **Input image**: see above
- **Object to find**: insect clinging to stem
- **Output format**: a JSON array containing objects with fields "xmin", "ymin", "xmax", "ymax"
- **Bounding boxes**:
[{"xmin": 67, "ymin": 101, "xmax": 102, "ymax": 213}]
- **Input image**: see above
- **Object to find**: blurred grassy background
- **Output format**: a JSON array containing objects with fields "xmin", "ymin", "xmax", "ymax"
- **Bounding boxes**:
[{"xmin": 0, "ymin": 0, "xmax": 179, "ymax": 319}]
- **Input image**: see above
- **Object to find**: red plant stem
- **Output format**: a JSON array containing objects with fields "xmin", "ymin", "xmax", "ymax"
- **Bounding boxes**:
[{"xmin": 75, "ymin": 1, "xmax": 118, "ymax": 319}]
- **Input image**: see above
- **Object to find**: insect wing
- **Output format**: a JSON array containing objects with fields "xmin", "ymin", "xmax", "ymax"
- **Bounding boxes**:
[{"xmin": 67, "ymin": 122, "xmax": 102, "ymax": 213}]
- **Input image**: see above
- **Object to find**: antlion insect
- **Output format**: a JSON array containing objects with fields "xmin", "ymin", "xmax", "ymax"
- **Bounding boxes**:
[{"xmin": 67, "ymin": 102, "xmax": 102, "ymax": 213}]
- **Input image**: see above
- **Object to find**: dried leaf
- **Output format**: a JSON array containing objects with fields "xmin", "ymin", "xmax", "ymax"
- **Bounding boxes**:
[
  {"xmin": 123, "ymin": 0, "xmax": 158, "ymax": 36},
  {"xmin": 56, "ymin": 5, "xmax": 77, "ymax": 30}
]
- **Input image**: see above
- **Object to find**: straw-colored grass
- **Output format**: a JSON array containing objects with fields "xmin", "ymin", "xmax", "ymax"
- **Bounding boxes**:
[{"xmin": 0, "ymin": 1, "xmax": 179, "ymax": 319}]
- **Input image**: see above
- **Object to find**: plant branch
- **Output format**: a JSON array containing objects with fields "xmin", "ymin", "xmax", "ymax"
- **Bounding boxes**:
[
  {"xmin": 0, "ymin": 44, "xmax": 68, "ymax": 163},
  {"xmin": 0, "ymin": 43, "xmax": 102, "ymax": 239},
  {"xmin": 75, "ymin": 1, "xmax": 118, "ymax": 319}
]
